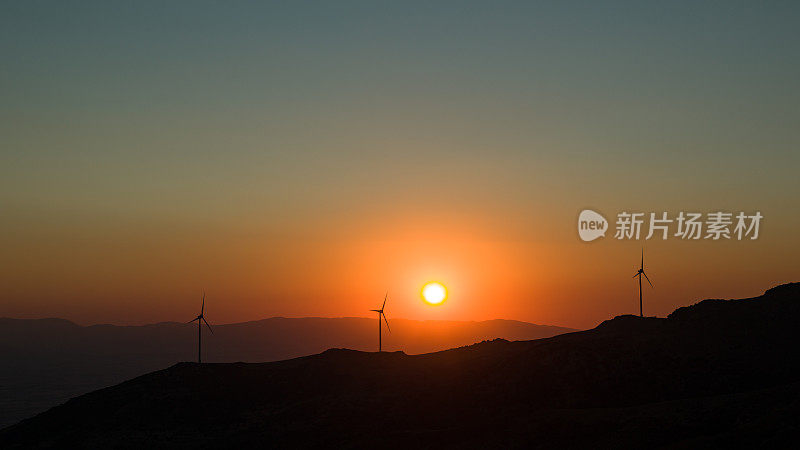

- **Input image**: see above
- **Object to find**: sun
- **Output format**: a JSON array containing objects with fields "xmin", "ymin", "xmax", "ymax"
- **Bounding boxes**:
[{"xmin": 421, "ymin": 282, "xmax": 447, "ymax": 305}]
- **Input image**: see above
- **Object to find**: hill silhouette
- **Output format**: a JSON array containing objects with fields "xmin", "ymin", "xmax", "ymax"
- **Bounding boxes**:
[
  {"xmin": 0, "ymin": 316, "xmax": 572, "ymax": 428},
  {"xmin": 3, "ymin": 284, "xmax": 800, "ymax": 448}
]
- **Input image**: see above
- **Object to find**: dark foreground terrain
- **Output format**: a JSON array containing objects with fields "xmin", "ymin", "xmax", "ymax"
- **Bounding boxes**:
[
  {"xmin": 3, "ymin": 283, "xmax": 800, "ymax": 448},
  {"xmin": 0, "ymin": 316, "xmax": 572, "ymax": 428}
]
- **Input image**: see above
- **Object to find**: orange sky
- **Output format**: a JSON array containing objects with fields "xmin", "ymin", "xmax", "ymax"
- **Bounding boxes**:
[
  {"xmin": 3, "ymin": 200, "xmax": 796, "ymax": 329},
  {"xmin": 1, "ymin": 3, "xmax": 799, "ymax": 329}
]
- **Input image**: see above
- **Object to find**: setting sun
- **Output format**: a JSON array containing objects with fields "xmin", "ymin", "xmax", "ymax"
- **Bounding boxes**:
[{"xmin": 422, "ymin": 282, "xmax": 447, "ymax": 305}]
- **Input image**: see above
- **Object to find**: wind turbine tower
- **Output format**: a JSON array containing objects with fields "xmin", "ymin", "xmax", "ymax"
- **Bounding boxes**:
[
  {"xmin": 188, "ymin": 291, "xmax": 214, "ymax": 363},
  {"xmin": 370, "ymin": 293, "xmax": 390, "ymax": 352},
  {"xmin": 632, "ymin": 250, "xmax": 654, "ymax": 317}
]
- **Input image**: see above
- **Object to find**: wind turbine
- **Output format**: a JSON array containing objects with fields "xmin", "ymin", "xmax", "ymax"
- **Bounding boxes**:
[
  {"xmin": 632, "ymin": 249, "xmax": 653, "ymax": 317},
  {"xmin": 188, "ymin": 291, "xmax": 213, "ymax": 363},
  {"xmin": 370, "ymin": 293, "xmax": 390, "ymax": 352}
]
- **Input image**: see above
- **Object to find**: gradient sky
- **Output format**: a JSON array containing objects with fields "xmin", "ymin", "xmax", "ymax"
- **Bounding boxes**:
[{"xmin": 1, "ymin": 1, "xmax": 798, "ymax": 329}]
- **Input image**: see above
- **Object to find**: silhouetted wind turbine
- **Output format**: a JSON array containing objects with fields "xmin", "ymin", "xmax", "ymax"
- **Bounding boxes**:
[
  {"xmin": 370, "ymin": 293, "xmax": 390, "ymax": 352},
  {"xmin": 188, "ymin": 291, "xmax": 213, "ymax": 363},
  {"xmin": 632, "ymin": 249, "xmax": 654, "ymax": 317}
]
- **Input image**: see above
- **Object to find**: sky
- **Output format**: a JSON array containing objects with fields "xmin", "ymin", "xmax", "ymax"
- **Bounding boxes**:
[{"xmin": 1, "ymin": 1, "xmax": 798, "ymax": 329}]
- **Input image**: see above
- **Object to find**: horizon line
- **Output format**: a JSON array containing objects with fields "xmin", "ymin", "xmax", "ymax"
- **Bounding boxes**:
[{"xmin": 0, "ymin": 315, "xmax": 579, "ymax": 330}]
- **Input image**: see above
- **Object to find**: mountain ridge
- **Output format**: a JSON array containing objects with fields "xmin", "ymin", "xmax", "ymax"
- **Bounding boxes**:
[
  {"xmin": 3, "ymin": 282, "xmax": 798, "ymax": 448},
  {"xmin": 0, "ymin": 315, "xmax": 574, "ymax": 429},
  {"xmin": 0, "ymin": 316, "xmax": 567, "ymax": 328}
]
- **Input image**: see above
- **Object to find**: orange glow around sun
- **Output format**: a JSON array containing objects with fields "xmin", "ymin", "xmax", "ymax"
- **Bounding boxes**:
[{"xmin": 422, "ymin": 282, "xmax": 447, "ymax": 305}]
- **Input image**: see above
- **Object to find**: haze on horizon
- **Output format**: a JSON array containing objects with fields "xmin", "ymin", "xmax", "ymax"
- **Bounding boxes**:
[{"xmin": 1, "ymin": 1, "xmax": 799, "ymax": 330}]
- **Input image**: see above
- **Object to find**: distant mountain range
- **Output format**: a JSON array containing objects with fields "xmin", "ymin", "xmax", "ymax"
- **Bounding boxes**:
[
  {"xmin": 0, "ymin": 316, "xmax": 574, "ymax": 428},
  {"xmin": 2, "ymin": 283, "xmax": 799, "ymax": 448}
]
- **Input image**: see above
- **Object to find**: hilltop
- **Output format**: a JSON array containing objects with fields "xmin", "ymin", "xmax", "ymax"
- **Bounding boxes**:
[
  {"xmin": 0, "ymin": 316, "xmax": 573, "ymax": 428},
  {"xmin": 2, "ymin": 283, "xmax": 800, "ymax": 448}
]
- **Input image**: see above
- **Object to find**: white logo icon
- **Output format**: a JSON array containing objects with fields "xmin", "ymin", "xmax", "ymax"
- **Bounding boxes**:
[{"xmin": 578, "ymin": 209, "xmax": 608, "ymax": 242}]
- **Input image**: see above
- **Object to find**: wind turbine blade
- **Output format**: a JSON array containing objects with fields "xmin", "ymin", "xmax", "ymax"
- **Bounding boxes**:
[
  {"xmin": 382, "ymin": 292, "xmax": 387, "ymax": 310},
  {"xmin": 202, "ymin": 317, "xmax": 213, "ymax": 334},
  {"xmin": 641, "ymin": 249, "xmax": 644, "ymax": 270},
  {"xmin": 643, "ymin": 272, "xmax": 653, "ymax": 288},
  {"xmin": 369, "ymin": 309, "xmax": 381, "ymax": 312},
  {"xmin": 187, "ymin": 318, "xmax": 198, "ymax": 323},
  {"xmin": 201, "ymin": 291, "xmax": 205, "ymax": 315},
  {"xmin": 632, "ymin": 272, "xmax": 639, "ymax": 278},
  {"xmin": 382, "ymin": 313, "xmax": 390, "ymax": 333}
]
